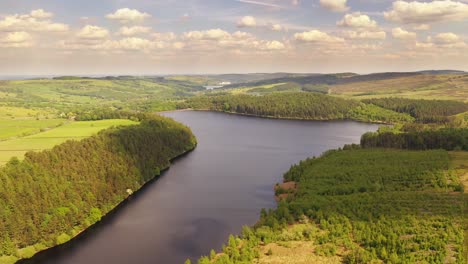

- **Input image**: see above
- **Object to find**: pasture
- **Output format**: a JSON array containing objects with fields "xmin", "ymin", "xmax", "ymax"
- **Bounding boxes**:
[{"xmin": 0, "ymin": 119, "xmax": 138, "ymax": 166}]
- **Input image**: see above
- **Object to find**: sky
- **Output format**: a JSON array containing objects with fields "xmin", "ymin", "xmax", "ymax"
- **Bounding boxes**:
[{"xmin": 0, "ymin": 0, "xmax": 467, "ymax": 75}]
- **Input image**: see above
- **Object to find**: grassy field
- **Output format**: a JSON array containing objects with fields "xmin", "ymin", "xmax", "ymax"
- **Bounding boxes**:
[
  {"xmin": 0, "ymin": 119, "xmax": 137, "ymax": 166},
  {"xmin": 0, "ymin": 106, "xmax": 56, "ymax": 119},
  {"xmin": 0, "ymin": 119, "xmax": 66, "ymax": 140}
]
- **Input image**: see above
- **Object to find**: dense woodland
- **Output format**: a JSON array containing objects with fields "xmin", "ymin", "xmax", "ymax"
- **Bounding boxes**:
[
  {"xmin": 363, "ymin": 98, "xmax": 468, "ymax": 123},
  {"xmin": 0, "ymin": 114, "xmax": 196, "ymax": 260},
  {"xmin": 361, "ymin": 128, "xmax": 468, "ymax": 150},
  {"xmin": 196, "ymin": 148, "xmax": 466, "ymax": 264},
  {"xmin": 181, "ymin": 93, "xmax": 415, "ymax": 124}
]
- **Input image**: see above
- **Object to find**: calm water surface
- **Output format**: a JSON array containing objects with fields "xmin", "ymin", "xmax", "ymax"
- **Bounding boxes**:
[{"xmin": 25, "ymin": 111, "xmax": 379, "ymax": 264}]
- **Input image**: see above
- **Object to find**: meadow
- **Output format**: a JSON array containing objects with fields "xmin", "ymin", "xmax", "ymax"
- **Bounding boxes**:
[{"xmin": 0, "ymin": 119, "xmax": 137, "ymax": 166}]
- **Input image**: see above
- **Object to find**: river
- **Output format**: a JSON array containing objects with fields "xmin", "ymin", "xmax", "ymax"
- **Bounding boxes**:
[{"xmin": 23, "ymin": 111, "xmax": 379, "ymax": 264}]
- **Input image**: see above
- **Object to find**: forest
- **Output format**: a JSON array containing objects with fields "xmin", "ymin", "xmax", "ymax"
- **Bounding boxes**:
[
  {"xmin": 361, "ymin": 128, "xmax": 468, "ymax": 150},
  {"xmin": 180, "ymin": 93, "xmax": 415, "ymax": 124},
  {"xmin": 195, "ymin": 148, "xmax": 466, "ymax": 264},
  {"xmin": 362, "ymin": 98, "xmax": 468, "ymax": 123},
  {"xmin": 0, "ymin": 114, "xmax": 196, "ymax": 262}
]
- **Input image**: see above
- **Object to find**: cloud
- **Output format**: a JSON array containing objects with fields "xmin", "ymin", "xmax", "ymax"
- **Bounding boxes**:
[
  {"xmin": 106, "ymin": 8, "xmax": 150, "ymax": 23},
  {"xmin": 434, "ymin": 32, "xmax": 460, "ymax": 44},
  {"xmin": 237, "ymin": 0, "xmax": 283, "ymax": 8},
  {"xmin": 294, "ymin": 30, "xmax": 344, "ymax": 43},
  {"xmin": 152, "ymin": 32, "xmax": 177, "ymax": 41},
  {"xmin": 344, "ymin": 30, "xmax": 386, "ymax": 40},
  {"xmin": 320, "ymin": 0, "xmax": 349, "ymax": 12},
  {"xmin": 337, "ymin": 13, "xmax": 378, "ymax": 28},
  {"xmin": 413, "ymin": 24, "xmax": 430, "ymax": 30},
  {"xmin": 262, "ymin": 40, "xmax": 285, "ymax": 50},
  {"xmin": 392, "ymin": 27, "xmax": 417, "ymax": 39},
  {"xmin": 270, "ymin": 24, "xmax": 284, "ymax": 31},
  {"xmin": 107, "ymin": 37, "xmax": 154, "ymax": 50},
  {"xmin": 0, "ymin": 11, "xmax": 69, "ymax": 32},
  {"xmin": 415, "ymin": 41, "xmax": 434, "ymax": 48},
  {"xmin": 183, "ymin": 29, "xmax": 231, "ymax": 40},
  {"xmin": 30, "ymin": 9, "xmax": 53, "ymax": 19},
  {"xmin": 0, "ymin": 31, "xmax": 32, "ymax": 47},
  {"xmin": 173, "ymin": 42, "xmax": 185, "ymax": 49},
  {"xmin": 77, "ymin": 25, "xmax": 109, "ymax": 39},
  {"xmin": 237, "ymin": 16, "xmax": 257, "ymax": 28},
  {"xmin": 118, "ymin": 26, "xmax": 151, "ymax": 36},
  {"xmin": 384, "ymin": 0, "xmax": 468, "ymax": 24},
  {"xmin": 179, "ymin": 29, "xmax": 286, "ymax": 53}
]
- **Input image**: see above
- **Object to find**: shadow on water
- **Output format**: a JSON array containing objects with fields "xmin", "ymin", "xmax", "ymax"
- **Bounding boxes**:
[{"xmin": 18, "ymin": 150, "xmax": 194, "ymax": 264}]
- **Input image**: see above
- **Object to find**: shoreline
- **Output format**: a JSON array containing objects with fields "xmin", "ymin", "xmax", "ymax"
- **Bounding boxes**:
[{"xmin": 166, "ymin": 108, "xmax": 392, "ymax": 125}]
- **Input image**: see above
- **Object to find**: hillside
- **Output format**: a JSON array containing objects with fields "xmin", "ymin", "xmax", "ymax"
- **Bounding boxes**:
[
  {"xmin": 0, "ymin": 114, "xmax": 196, "ymax": 263},
  {"xmin": 0, "ymin": 77, "xmax": 205, "ymax": 112}
]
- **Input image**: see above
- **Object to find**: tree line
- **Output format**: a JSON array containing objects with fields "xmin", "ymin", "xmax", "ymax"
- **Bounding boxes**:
[
  {"xmin": 360, "ymin": 128, "xmax": 468, "ymax": 150},
  {"xmin": 362, "ymin": 98, "xmax": 468, "ymax": 123},
  {"xmin": 179, "ymin": 93, "xmax": 414, "ymax": 124}
]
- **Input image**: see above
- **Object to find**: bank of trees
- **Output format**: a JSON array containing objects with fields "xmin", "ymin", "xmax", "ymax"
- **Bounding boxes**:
[
  {"xmin": 363, "ymin": 98, "xmax": 468, "ymax": 123},
  {"xmin": 198, "ymin": 149, "xmax": 465, "ymax": 263},
  {"xmin": 0, "ymin": 114, "xmax": 196, "ymax": 260},
  {"xmin": 181, "ymin": 93, "xmax": 414, "ymax": 123},
  {"xmin": 361, "ymin": 128, "xmax": 468, "ymax": 150}
]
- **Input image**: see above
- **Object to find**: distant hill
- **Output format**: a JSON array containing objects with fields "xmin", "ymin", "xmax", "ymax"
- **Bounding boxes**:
[
  {"xmin": 223, "ymin": 72, "xmax": 426, "ymax": 88},
  {"xmin": 417, "ymin": 70, "xmax": 466, "ymax": 75},
  {"xmin": 205, "ymin": 73, "xmax": 315, "ymax": 84},
  {"xmin": 216, "ymin": 71, "xmax": 468, "ymax": 102}
]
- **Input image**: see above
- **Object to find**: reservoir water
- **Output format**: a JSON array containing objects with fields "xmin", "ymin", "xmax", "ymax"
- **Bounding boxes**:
[{"xmin": 24, "ymin": 111, "xmax": 379, "ymax": 264}]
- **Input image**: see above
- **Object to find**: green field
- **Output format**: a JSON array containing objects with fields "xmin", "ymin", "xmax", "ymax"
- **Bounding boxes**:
[
  {"xmin": 0, "ymin": 119, "xmax": 66, "ymax": 140},
  {"xmin": 0, "ymin": 119, "xmax": 137, "ymax": 166}
]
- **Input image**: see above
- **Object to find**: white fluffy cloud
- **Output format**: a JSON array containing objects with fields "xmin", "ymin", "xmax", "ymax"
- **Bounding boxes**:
[
  {"xmin": 337, "ymin": 13, "xmax": 378, "ymax": 28},
  {"xmin": 77, "ymin": 25, "xmax": 109, "ymax": 39},
  {"xmin": 295, "ymin": 30, "xmax": 344, "ymax": 43},
  {"xmin": 344, "ymin": 30, "xmax": 386, "ymax": 40},
  {"xmin": 118, "ymin": 26, "xmax": 151, "ymax": 36},
  {"xmin": 237, "ymin": 16, "xmax": 257, "ymax": 28},
  {"xmin": 434, "ymin": 32, "xmax": 460, "ymax": 44},
  {"xmin": 270, "ymin": 24, "xmax": 283, "ymax": 31},
  {"xmin": 263, "ymin": 40, "xmax": 285, "ymax": 50},
  {"xmin": 319, "ymin": 0, "xmax": 349, "ymax": 12},
  {"xmin": 30, "ymin": 9, "xmax": 53, "ymax": 19},
  {"xmin": 384, "ymin": 0, "xmax": 468, "ymax": 24},
  {"xmin": 101, "ymin": 37, "xmax": 154, "ymax": 50},
  {"xmin": 183, "ymin": 29, "xmax": 231, "ymax": 40},
  {"xmin": 179, "ymin": 29, "xmax": 286, "ymax": 52},
  {"xmin": 392, "ymin": 27, "xmax": 417, "ymax": 39},
  {"xmin": 0, "ymin": 31, "xmax": 32, "ymax": 47},
  {"xmin": 106, "ymin": 8, "xmax": 150, "ymax": 23},
  {"xmin": 0, "ymin": 10, "xmax": 69, "ymax": 32}
]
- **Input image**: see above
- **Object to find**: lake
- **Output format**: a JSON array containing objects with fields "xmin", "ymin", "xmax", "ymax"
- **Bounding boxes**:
[{"xmin": 23, "ymin": 111, "xmax": 379, "ymax": 264}]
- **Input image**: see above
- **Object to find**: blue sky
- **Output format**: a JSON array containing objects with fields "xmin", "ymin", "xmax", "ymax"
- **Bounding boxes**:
[{"xmin": 0, "ymin": 0, "xmax": 467, "ymax": 74}]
